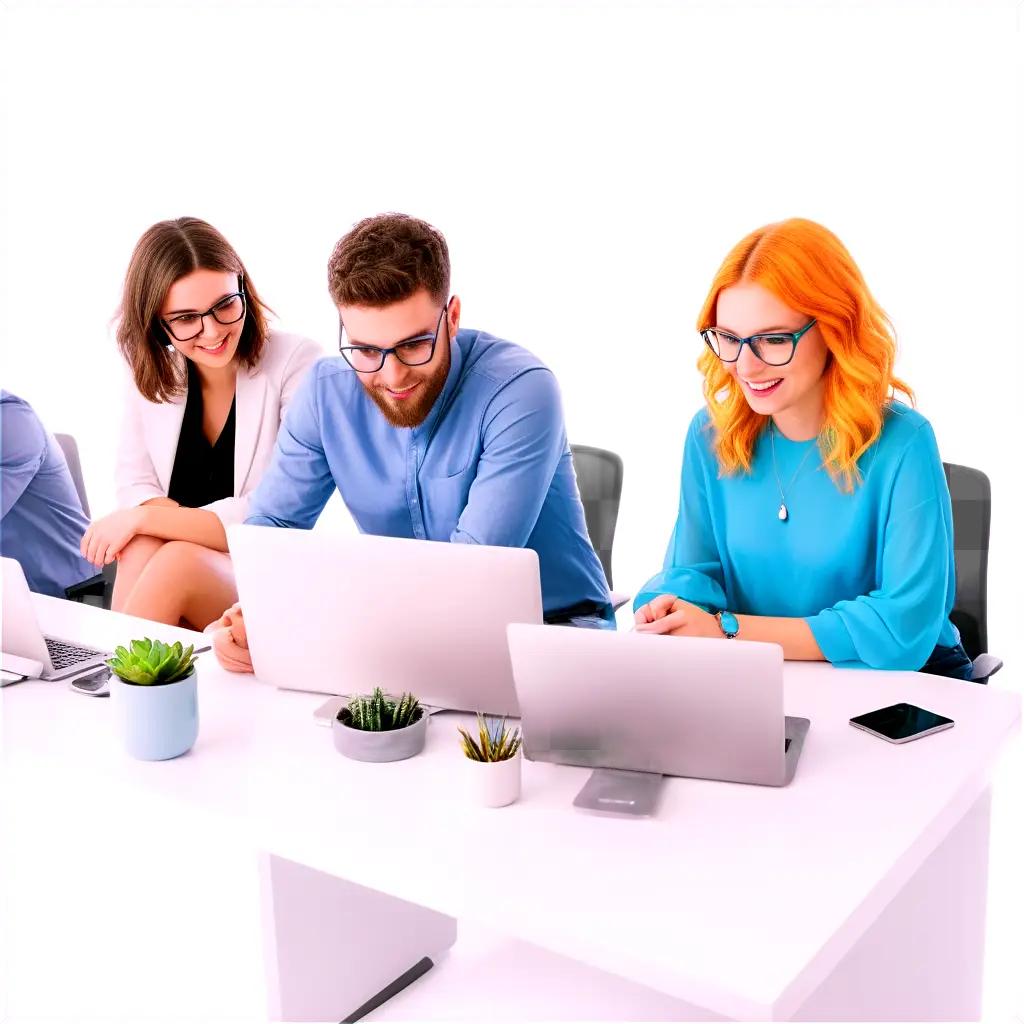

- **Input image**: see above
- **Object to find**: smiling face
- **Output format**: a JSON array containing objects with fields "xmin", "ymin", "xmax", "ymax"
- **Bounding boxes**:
[
  {"xmin": 340, "ymin": 288, "xmax": 460, "ymax": 429},
  {"xmin": 714, "ymin": 282, "xmax": 829, "ymax": 438},
  {"xmin": 160, "ymin": 269, "xmax": 245, "ymax": 371}
]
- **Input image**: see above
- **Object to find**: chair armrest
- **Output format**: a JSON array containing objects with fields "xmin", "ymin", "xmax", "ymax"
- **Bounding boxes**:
[
  {"xmin": 970, "ymin": 652, "xmax": 1004, "ymax": 683},
  {"xmin": 64, "ymin": 563, "xmax": 116, "ymax": 610}
]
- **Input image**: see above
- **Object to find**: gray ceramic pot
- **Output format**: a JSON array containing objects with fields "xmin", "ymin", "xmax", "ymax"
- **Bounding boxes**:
[{"xmin": 332, "ymin": 709, "xmax": 428, "ymax": 762}]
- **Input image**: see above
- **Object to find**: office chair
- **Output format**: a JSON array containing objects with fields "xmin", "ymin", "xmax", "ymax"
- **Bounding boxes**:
[
  {"xmin": 54, "ymin": 433, "xmax": 90, "ymax": 518},
  {"xmin": 54, "ymin": 433, "xmax": 116, "ymax": 609},
  {"xmin": 569, "ymin": 444, "xmax": 629, "ymax": 611},
  {"xmin": 944, "ymin": 462, "xmax": 1002, "ymax": 683}
]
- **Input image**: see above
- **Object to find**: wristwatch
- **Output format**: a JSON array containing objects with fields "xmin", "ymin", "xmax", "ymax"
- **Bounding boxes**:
[{"xmin": 715, "ymin": 610, "xmax": 740, "ymax": 639}]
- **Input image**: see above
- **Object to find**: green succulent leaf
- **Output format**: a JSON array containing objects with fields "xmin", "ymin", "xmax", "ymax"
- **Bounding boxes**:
[
  {"xmin": 130, "ymin": 638, "xmax": 152, "ymax": 659},
  {"xmin": 344, "ymin": 687, "xmax": 422, "ymax": 731},
  {"xmin": 106, "ymin": 636, "xmax": 197, "ymax": 685}
]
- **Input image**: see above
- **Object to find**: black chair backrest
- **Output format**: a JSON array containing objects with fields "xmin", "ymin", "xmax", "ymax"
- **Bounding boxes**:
[
  {"xmin": 570, "ymin": 444, "xmax": 623, "ymax": 589},
  {"xmin": 943, "ymin": 462, "xmax": 991, "ymax": 661}
]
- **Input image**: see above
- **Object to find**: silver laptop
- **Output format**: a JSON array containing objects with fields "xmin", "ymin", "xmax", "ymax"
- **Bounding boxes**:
[
  {"xmin": 1, "ymin": 557, "xmax": 110, "ymax": 680},
  {"xmin": 228, "ymin": 525, "xmax": 544, "ymax": 717},
  {"xmin": 507, "ymin": 624, "xmax": 809, "ymax": 788}
]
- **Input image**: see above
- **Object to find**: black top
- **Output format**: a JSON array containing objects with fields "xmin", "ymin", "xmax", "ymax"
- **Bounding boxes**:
[{"xmin": 167, "ymin": 362, "xmax": 236, "ymax": 508}]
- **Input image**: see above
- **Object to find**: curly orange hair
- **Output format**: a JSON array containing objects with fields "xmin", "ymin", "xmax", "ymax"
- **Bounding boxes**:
[{"xmin": 697, "ymin": 218, "xmax": 914, "ymax": 492}]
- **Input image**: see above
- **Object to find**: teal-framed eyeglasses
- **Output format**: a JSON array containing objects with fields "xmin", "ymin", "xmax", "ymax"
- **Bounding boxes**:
[{"xmin": 701, "ymin": 319, "xmax": 817, "ymax": 367}]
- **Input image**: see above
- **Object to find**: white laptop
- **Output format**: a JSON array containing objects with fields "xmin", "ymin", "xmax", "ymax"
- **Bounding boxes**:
[
  {"xmin": 507, "ymin": 624, "xmax": 810, "ymax": 788},
  {"xmin": 2, "ymin": 557, "xmax": 110, "ymax": 680},
  {"xmin": 228, "ymin": 525, "xmax": 544, "ymax": 717}
]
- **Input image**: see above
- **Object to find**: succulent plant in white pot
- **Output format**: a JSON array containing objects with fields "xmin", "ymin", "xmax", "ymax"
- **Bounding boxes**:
[{"xmin": 457, "ymin": 714, "xmax": 523, "ymax": 807}]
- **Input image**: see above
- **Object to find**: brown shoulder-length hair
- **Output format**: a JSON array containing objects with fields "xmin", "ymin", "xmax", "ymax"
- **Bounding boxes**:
[{"xmin": 116, "ymin": 217, "xmax": 273, "ymax": 402}]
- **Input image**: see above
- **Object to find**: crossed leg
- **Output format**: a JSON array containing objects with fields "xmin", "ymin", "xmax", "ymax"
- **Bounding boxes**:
[
  {"xmin": 117, "ymin": 538, "xmax": 238, "ymax": 630},
  {"xmin": 111, "ymin": 535, "xmax": 166, "ymax": 613}
]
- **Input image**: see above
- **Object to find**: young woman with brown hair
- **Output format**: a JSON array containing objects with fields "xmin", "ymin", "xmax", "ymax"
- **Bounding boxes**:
[{"xmin": 81, "ymin": 217, "xmax": 322, "ymax": 628}]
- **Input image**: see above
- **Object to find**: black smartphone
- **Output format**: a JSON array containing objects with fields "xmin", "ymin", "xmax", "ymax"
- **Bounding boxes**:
[
  {"xmin": 850, "ymin": 703, "xmax": 953, "ymax": 744},
  {"xmin": 68, "ymin": 666, "xmax": 111, "ymax": 697}
]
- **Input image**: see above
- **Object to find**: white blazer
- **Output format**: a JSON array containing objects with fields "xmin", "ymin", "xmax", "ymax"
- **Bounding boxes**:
[{"xmin": 115, "ymin": 329, "xmax": 324, "ymax": 529}]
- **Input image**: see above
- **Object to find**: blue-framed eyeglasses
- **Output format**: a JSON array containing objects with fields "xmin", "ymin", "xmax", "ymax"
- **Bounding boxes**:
[
  {"xmin": 701, "ymin": 319, "xmax": 816, "ymax": 367},
  {"xmin": 339, "ymin": 300, "xmax": 451, "ymax": 374}
]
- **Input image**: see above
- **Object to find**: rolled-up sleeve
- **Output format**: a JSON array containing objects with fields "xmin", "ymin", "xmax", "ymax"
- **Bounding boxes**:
[
  {"xmin": 805, "ymin": 423, "xmax": 953, "ymax": 670},
  {"xmin": 635, "ymin": 414, "xmax": 729, "ymax": 613}
]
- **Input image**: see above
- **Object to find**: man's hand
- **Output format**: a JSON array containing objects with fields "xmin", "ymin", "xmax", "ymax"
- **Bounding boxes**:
[
  {"xmin": 207, "ymin": 603, "xmax": 254, "ymax": 673},
  {"xmin": 80, "ymin": 508, "xmax": 145, "ymax": 567},
  {"xmin": 634, "ymin": 595, "xmax": 721, "ymax": 639}
]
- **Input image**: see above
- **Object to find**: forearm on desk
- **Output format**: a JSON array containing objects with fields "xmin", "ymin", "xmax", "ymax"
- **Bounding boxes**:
[
  {"xmin": 136, "ymin": 505, "xmax": 228, "ymax": 551},
  {"xmin": 735, "ymin": 615, "xmax": 825, "ymax": 661}
]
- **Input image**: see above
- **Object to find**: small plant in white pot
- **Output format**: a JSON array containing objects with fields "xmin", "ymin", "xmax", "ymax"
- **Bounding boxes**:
[
  {"xmin": 333, "ymin": 687, "xmax": 427, "ymax": 762},
  {"xmin": 107, "ymin": 639, "xmax": 199, "ymax": 761},
  {"xmin": 457, "ymin": 714, "xmax": 523, "ymax": 807}
]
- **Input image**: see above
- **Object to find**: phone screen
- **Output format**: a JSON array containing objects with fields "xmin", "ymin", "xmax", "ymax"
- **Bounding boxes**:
[{"xmin": 850, "ymin": 703, "xmax": 953, "ymax": 741}]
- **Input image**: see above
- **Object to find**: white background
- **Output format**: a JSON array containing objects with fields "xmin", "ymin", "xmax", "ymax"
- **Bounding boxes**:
[{"xmin": 1, "ymin": 0, "xmax": 1021, "ymax": 1020}]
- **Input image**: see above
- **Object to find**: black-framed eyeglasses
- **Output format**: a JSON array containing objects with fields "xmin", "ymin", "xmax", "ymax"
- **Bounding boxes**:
[
  {"xmin": 160, "ymin": 276, "xmax": 247, "ymax": 343},
  {"xmin": 701, "ymin": 319, "xmax": 816, "ymax": 367},
  {"xmin": 338, "ymin": 300, "xmax": 451, "ymax": 374}
]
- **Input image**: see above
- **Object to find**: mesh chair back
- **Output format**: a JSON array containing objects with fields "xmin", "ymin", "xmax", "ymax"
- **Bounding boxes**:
[
  {"xmin": 570, "ymin": 444, "xmax": 623, "ymax": 589},
  {"xmin": 943, "ymin": 462, "xmax": 990, "ymax": 661},
  {"xmin": 54, "ymin": 432, "xmax": 90, "ymax": 518}
]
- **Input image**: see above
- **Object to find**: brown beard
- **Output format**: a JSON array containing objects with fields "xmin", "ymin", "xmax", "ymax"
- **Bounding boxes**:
[{"xmin": 364, "ymin": 341, "xmax": 451, "ymax": 428}]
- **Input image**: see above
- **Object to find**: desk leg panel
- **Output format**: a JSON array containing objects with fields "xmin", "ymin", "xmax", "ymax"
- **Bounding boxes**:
[
  {"xmin": 791, "ymin": 787, "xmax": 991, "ymax": 1022},
  {"xmin": 259, "ymin": 853, "xmax": 458, "ymax": 1022}
]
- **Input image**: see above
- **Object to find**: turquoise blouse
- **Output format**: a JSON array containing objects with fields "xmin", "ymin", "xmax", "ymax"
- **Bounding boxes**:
[{"xmin": 635, "ymin": 402, "xmax": 961, "ymax": 671}]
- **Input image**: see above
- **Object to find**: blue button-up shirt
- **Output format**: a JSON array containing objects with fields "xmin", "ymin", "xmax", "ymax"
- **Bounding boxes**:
[
  {"xmin": 1, "ymin": 390, "xmax": 96, "ymax": 597},
  {"xmin": 246, "ymin": 329, "xmax": 610, "ymax": 615}
]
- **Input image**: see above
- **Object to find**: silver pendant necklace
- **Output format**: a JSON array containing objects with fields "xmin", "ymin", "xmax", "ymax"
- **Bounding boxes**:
[{"xmin": 770, "ymin": 422, "xmax": 818, "ymax": 522}]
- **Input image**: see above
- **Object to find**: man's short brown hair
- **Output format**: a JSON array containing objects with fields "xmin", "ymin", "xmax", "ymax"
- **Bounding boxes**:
[{"xmin": 327, "ymin": 213, "xmax": 450, "ymax": 308}]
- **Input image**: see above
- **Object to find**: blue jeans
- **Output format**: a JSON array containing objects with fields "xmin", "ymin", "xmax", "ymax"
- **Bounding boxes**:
[
  {"xmin": 920, "ymin": 642, "xmax": 974, "ymax": 682},
  {"xmin": 544, "ymin": 600, "xmax": 617, "ymax": 630}
]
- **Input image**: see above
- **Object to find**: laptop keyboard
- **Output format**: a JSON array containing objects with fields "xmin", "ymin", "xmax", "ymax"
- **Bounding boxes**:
[{"xmin": 45, "ymin": 638, "xmax": 104, "ymax": 670}]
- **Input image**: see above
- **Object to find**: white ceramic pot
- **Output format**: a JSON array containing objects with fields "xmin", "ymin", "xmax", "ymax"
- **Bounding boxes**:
[{"xmin": 466, "ymin": 750, "xmax": 522, "ymax": 807}]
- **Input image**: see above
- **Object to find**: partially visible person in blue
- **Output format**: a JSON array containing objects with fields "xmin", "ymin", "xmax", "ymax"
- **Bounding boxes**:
[
  {"xmin": 1, "ymin": 390, "xmax": 97, "ymax": 598},
  {"xmin": 634, "ymin": 218, "xmax": 973, "ymax": 681},
  {"xmin": 211, "ymin": 213, "xmax": 610, "ymax": 672}
]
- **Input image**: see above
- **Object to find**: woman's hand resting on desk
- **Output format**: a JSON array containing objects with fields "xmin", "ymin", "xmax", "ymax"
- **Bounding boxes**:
[
  {"xmin": 634, "ymin": 595, "xmax": 721, "ymax": 638},
  {"xmin": 207, "ymin": 603, "xmax": 254, "ymax": 673}
]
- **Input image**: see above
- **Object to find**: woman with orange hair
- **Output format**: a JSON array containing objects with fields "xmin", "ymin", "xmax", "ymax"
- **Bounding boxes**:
[{"xmin": 634, "ymin": 218, "xmax": 972, "ymax": 679}]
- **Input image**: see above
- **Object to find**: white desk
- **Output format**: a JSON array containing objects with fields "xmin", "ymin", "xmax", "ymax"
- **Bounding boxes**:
[
  {"xmin": 2, "ymin": 595, "xmax": 1019, "ymax": 1022},
  {"xmin": 0, "ymin": 598, "xmax": 270, "ymax": 1022}
]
